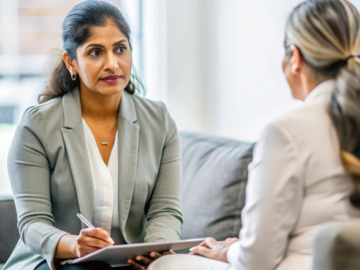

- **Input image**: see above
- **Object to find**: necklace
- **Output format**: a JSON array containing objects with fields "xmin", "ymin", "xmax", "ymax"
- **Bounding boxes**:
[{"xmin": 84, "ymin": 119, "xmax": 117, "ymax": 145}]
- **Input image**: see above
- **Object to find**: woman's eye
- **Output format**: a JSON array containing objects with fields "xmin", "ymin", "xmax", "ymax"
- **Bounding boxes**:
[
  {"xmin": 89, "ymin": 50, "xmax": 102, "ymax": 56},
  {"xmin": 117, "ymin": 46, "xmax": 126, "ymax": 54}
]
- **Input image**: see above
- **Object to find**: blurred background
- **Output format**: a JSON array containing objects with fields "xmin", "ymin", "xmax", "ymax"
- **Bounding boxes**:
[{"xmin": 1, "ymin": 0, "xmax": 360, "ymax": 196}]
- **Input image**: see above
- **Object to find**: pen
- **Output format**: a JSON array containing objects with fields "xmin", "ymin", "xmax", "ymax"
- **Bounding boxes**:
[{"xmin": 77, "ymin": 213, "xmax": 95, "ymax": 229}]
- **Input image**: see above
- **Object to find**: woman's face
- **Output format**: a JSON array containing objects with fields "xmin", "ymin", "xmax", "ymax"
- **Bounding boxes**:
[{"xmin": 72, "ymin": 20, "xmax": 132, "ymax": 96}]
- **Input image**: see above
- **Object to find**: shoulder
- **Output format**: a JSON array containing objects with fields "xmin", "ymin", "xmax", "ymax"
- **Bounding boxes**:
[
  {"xmin": 131, "ymin": 94, "xmax": 166, "ymax": 117},
  {"xmin": 131, "ymin": 94, "xmax": 178, "ymax": 143},
  {"xmin": 18, "ymin": 97, "xmax": 63, "ymax": 135},
  {"xmin": 131, "ymin": 94, "xmax": 174, "ymax": 128},
  {"xmin": 261, "ymin": 101, "xmax": 332, "ymax": 149},
  {"xmin": 23, "ymin": 98, "xmax": 63, "ymax": 121}
]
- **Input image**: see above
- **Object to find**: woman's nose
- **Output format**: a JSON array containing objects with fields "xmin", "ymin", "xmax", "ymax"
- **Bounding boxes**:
[{"xmin": 104, "ymin": 54, "xmax": 119, "ymax": 72}]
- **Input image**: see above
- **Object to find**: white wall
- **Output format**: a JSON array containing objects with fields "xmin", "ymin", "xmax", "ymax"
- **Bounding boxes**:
[{"xmin": 165, "ymin": 0, "xmax": 360, "ymax": 142}]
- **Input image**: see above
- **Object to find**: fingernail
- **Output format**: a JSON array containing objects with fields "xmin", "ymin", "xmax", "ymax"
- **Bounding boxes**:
[
  {"xmin": 150, "ymin": 252, "xmax": 155, "ymax": 257},
  {"xmin": 127, "ymin": 259, "xmax": 132, "ymax": 264},
  {"xmin": 136, "ymin": 256, "xmax": 141, "ymax": 261},
  {"xmin": 189, "ymin": 247, "xmax": 195, "ymax": 251}
]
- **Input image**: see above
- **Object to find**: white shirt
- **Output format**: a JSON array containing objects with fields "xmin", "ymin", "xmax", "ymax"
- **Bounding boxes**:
[
  {"xmin": 227, "ymin": 80, "xmax": 360, "ymax": 270},
  {"xmin": 82, "ymin": 119, "xmax": 119, "ymax": 234}
]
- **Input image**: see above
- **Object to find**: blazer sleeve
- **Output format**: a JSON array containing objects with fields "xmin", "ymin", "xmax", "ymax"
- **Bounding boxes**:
[
  {"xmin": 7, "ymin": 107, "xmax": 68, "ymax": 270},
  {"xmin": 144, "ymin": 104, "xmax": 183, "ymax": 242},
  {"xmin": 226, "ymin": 120, "xmax": 303, "ymax": 270}
]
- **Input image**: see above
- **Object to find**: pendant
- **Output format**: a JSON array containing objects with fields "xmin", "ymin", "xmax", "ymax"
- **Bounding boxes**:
[{"xmin": 101, "ymin": 142, "xmax": 108, "ymax": 145}]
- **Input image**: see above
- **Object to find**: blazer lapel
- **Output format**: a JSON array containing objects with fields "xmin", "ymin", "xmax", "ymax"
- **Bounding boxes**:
[
  {"xmin": 117, "ymin": 91, "xmax": 139, "ymax": 238},
  {"xmin": 61, "ymin": 88, "xmax": 94, "ymax": 227}
]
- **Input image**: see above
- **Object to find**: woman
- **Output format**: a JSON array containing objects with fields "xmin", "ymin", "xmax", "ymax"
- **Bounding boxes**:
[
  {"xmin": 3, "ymin": 1, "xmax": 182, "ymax": 270},
  {"xmin": 148, "ymin": 0, "xmax": 360, "ymax": 269}
]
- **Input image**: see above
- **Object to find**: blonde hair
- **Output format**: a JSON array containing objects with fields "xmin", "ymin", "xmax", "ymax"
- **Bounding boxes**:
[{"xmin": 285, "ymin": 0, "xmax": 360, "ymax": 207}]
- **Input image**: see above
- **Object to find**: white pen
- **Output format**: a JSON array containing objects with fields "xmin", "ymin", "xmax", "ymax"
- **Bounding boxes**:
[{"xmin": 77, "ymin": 213, "xmax": 95, "ymax": 228}]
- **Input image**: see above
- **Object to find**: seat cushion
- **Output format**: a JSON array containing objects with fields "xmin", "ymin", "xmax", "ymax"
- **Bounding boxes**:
[
  {"xmin": 179, "ymin": 132, "xmax": 254, "ymax": 241},
  {"xmin": 0, "ymin": 196, "xmax": 19, "ymax": 264}
]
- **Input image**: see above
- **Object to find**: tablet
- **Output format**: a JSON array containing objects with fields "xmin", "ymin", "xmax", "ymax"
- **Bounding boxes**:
[{"xmin": 60, "ymin": 238, "xmax": 204, "ymax": 267}]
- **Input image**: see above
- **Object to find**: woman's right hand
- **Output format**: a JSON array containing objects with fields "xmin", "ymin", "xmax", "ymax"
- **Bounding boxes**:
[
  {"xmin": 73, "ymin": 228, "xmax": 115, "ymax": 257},
  {"xmin": 55, "ymin": 228, "xmax": 114, "ymax": 259}
]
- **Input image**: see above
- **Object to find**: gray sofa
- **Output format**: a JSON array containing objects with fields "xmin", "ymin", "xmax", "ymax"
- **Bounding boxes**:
[{"xmin": 1, "ymin": 132, "xmax": 359, "ymax": 269}]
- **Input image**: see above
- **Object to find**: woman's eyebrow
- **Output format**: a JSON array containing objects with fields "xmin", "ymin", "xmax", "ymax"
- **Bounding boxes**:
[
  {"xmin": 113, "ymin": 39, "xmax": 128, "ymax": 46},
  {"xmin": 85, "ymin": 43, "xmax": 105, "ymax": 49},
  {"xmin": 85, "ymin": 39, "xmax": 127, "ymax": 50}
]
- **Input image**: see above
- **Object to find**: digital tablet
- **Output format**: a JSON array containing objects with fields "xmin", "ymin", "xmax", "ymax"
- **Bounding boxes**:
[{"xmin": 60, "ymin": 238, "xmax": 204, "ymax": 267}]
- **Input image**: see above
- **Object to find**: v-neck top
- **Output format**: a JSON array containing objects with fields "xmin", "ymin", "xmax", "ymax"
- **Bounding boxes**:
[{"xmin": 82, "ymin": 119, "xmax": 121, "ymax": 238}]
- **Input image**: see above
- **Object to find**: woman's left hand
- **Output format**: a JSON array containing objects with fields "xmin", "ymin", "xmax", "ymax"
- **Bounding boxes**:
[
  {"xmin": 128, "ymin": 239, "xmax": 174, "ymax": 270},
  {"xmin": 188, "ymin": 237, "xmax": 239, "ymax": 262},
  {"xmin": 128, "ymin": 250, "xmax": 174, "ymax": 270}
]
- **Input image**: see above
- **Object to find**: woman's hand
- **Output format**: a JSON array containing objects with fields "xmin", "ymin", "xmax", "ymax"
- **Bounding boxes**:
[
  {"xmin": 128, "ymin": 239, "xmax": 173, "ymax": 270},
  {"xmin": 73, "ymin": 228, "xmax": 114, "ymax": 257},
  {"xmin": 128, "ymin": 250, "xmax": 174, "ymax": 270},
  {"xmin": 55, "ymin": 228, "xmax": 114, "ymax": 259},
  {"xmin": 188, "ymin": 237, "xmax": 239, "ymax": 262}
]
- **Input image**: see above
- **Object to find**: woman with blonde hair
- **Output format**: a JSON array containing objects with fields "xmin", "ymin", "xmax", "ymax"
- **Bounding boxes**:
[{"xmin": 148, "ymin": 0, "xmax": 360, "ymax": 269}]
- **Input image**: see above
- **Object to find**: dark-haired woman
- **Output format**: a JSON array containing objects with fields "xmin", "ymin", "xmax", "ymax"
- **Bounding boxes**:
[
  {"xmin": 148, "ymin": 0, "xmax": 360, "ymax": 270},
  {"xmin": 3, "ymin": 1, "xmax": 182, "ymax": 270}
]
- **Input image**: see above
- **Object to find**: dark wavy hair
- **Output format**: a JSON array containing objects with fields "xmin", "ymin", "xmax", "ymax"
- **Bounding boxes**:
[{"xmin": 38, "ymin": 0, "xmax": 142, "ymax": 103}]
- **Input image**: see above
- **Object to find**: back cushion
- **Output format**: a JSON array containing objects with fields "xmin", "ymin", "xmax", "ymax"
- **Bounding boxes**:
[{"xmin": 179, "ymin": 132, "xmax": 254, "ymax": 241}]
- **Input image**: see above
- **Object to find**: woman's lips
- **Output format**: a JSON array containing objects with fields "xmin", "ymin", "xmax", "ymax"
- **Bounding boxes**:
[{"xmin": 101, "ymin": 75, "xmax": 121, "ymax": 84}]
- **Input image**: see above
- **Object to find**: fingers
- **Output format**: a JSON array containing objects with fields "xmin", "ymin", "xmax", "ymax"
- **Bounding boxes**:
[
  {"xmin": 225, "ymin": 238, "xmax": 239, "ymax": 244},
  {"xmin": 149, "ymin": 251, "xmax": 162, "ymax": 259},
  {"xmin": 127, "ymin": 259, "xmax": 146, "ymax": 270},
  {"xmin": 79, "ymin": 236, "xmax": 112, "ymax": 249},
  {"xmin": 162, "ymin": 250, "xmax": 175, "ymax": 255},
  {"xmin": 135, "ymin": 255, "xmax": 153, "ymax": 265},
  {"xmin": 76, "ymin": 228, "xmax": 114, "ymax": 257},
  {"xmin": 75, "ymin": 245, "xmax": 99, "ymax": 257},
  {"xmin": 189, "ymin": 238, "xmax": 213, "ymax": 252},
  {"xmin": 203, "ymin": 237, "xmax": 217, "ymax": 248},
  {"xmin": 189, "ymin": 246, "xmax": 211, "ymax": 257},
  {"xmin": 82, "ymin": 228, "xmax": 114, "ymax": 244}
]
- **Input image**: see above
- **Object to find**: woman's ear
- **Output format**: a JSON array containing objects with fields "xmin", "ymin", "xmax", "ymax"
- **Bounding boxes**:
[
  {"xmin": 289, "ymin": 45, "xmax": 303, "ymax": 75},
  {"xmin": 62, "ymin": 52, "xmax": 77, "ymax": 76}
]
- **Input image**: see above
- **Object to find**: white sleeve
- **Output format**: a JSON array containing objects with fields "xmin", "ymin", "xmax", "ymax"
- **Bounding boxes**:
[{"xmin": 227, "ymin": 120, "xmax": 303, "ymax": 270}]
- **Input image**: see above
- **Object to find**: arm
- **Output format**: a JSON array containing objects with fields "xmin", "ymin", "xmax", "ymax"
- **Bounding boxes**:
[
  {"xmin": 144, "ymin": 104, "xmax": 183, "ymax": 243},
  {"xmin": 8, "ymin": 108, "xmax": 114, "ymax": 268},
  {"xmin": 7, "ymin": 107, "xmax": 67, "ymax": 270},
  {"xmin": 226, "ymin": 120, "xmax": 303, "ymax": 269}
]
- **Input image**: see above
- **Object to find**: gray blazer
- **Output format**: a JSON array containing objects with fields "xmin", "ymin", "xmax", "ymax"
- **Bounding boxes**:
[{"xmin": 3, "ymin": 89, "xmax": 183, "ymax": 270}]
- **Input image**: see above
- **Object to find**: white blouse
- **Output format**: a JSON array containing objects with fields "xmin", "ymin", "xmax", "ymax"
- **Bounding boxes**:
[
  {"xmin": 227, "ymin": 80, "xmax": 360, "ymax": 270},
  {"xmin": 82, "ymin": 119, "xmax": 119, "ymax": 235}
]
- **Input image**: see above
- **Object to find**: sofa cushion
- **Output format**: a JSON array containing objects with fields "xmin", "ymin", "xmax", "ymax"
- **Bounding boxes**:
[
  {"xmin": 179, "ymin": 132, "xmax": 254, "ymax": 241},
  {"xmin": 0, "ymin": 195, "xmax": 19, "ymax": 264},
  {"xmin": 313, "ymin": 220, "xmax": 360, "ymax": 270}
]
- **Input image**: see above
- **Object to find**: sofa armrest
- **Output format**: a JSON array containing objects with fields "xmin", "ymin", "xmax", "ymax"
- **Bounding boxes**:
[{"xmin": 313, "ymin": 220, "xmax": 360, "ymax": 270}]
